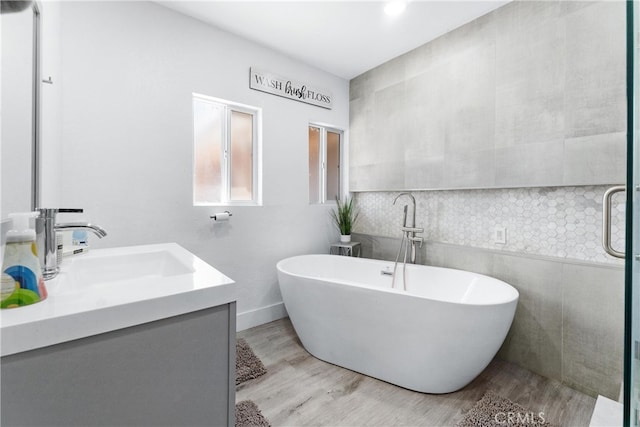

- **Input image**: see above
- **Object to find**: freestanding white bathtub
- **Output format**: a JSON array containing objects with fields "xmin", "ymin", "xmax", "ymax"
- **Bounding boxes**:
[{"xmin": 277, "ymin": 254, "xmax": 519, "ymax": 394}]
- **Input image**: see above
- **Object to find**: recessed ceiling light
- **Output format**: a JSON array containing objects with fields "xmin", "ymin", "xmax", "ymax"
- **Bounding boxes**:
[{"xmin": 384, "ymin": 1, "xmax": 407, "ymax": 17}]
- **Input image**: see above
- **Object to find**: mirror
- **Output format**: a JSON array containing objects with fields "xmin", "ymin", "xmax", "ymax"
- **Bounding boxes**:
[{"xmin": 1, "ymin": 1, "xmax": 39, "ymax": 217}]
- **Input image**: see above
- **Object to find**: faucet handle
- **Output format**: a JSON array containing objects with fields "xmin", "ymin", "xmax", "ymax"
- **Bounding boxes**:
[
  {"xmin": 409, "ymin": 236, "xmax": 424, "ymax": 248},
  {"xmin": 36, "ymin": 208, "xmax": 83, "ymax": 219},
  {"xmin": 402, "ymin": 226, "xmax": 424, "ymax": 234}
]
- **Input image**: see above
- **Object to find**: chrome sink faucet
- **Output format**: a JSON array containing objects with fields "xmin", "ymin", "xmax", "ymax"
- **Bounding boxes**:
[{"xmin": 36, "ymin": 208, "xmax": 107, "ymax": 280}]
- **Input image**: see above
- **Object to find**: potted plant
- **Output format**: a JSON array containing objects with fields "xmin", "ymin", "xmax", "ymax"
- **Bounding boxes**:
[{"xmin": 331, "ymin": 196, "xmax": 359, "ymax": 243}]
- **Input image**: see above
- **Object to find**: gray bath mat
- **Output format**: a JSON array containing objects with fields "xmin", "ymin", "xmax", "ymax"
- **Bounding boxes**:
[
  {"xmin": 236, "ymin": 338, "xmax": 267, "ymax": 385},
  {"xmin": 457, "ymin": 390, "xmax": 555, "ymax": 427},
  {"xmin": 236, "ymin": 400, "xmax": 271, "ymax": 427}
]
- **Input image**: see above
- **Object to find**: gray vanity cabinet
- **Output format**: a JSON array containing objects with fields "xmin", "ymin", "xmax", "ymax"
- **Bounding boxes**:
[{"xmin": 1, "ymin": 303, "xmax": 236, "ymax": 426}]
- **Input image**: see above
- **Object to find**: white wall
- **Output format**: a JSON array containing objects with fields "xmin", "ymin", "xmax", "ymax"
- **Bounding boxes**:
[{"xmin": 55, "ymin": 1, "xmax": 349, "ymax": 330}]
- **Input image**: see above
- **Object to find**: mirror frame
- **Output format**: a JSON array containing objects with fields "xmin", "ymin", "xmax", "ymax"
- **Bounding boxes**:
[{"xmin": 31, "ymin": 1, "xmax": 41, "ymax": 210}]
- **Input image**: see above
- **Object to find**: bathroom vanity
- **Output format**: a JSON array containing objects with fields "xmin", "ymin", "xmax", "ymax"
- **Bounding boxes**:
[{"xmin": 0, "ymin": 243, "xmax": 236, "ymax": 427}]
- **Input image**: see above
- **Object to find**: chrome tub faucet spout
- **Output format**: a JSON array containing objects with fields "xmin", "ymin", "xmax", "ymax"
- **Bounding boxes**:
[{"xmin": 393, "ymin": 192, "xmax": 416, "ymax": 229}]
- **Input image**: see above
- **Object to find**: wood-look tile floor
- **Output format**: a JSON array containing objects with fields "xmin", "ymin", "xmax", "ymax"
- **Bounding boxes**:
[{"xmin": 237, "ymin": 318, "xmax": 597, "ymax": 427}]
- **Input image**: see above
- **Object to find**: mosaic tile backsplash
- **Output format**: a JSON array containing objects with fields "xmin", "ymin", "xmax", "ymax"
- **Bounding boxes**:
[{"xmin": 353, "ymin": 186, "xmax": 625, "ymax": 265}]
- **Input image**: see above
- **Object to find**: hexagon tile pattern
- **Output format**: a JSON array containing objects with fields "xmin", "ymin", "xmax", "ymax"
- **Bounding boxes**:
[{"xmin": 353, "ymin": 186, "xmax": 625, "ymax": 265}]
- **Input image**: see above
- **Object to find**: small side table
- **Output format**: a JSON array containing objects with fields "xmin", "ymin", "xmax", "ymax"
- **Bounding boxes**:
[{"xmin": 329, "ymin": 241, "xmax": 361, "ymax": 257}]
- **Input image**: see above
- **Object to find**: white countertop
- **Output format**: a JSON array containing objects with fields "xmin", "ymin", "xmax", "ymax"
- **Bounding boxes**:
[{"xmin": 0, "ymin": 243, "xmax": 236, "ymax": 357}]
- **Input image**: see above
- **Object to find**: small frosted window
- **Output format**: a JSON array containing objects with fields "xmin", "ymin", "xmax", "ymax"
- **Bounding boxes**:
[
  {"xmin": 230, "ymin": 111, "xmax": 253, "ymax": 201},
  {"xmin": 308, "ymin": 124, "xmax": 342, "ymax": 204},
  {"xmin": 193, "ymin": 98, "xmax": 223, "ymax": 204},
  {"xmin": 326, "ymin": 131, "xmax": 341, "ymax": 201},
  {"xmin": 193, "ymin": 94, "xmax": 260, "ymax": 205},
  {"xmin": 308, "ymin": 126, "xmax": 321, "ymax": 204}
]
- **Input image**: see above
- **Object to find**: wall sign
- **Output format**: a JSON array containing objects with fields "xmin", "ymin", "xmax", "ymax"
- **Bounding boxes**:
[{"xmin": 249, "ymin": 67, "xmax": 332, "ymax": 110}]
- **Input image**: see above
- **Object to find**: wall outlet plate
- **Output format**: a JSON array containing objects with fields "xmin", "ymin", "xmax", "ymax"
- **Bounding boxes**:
[{"xmin": 493, "ymin": 226, "xmax": 507, "ymax": 245}]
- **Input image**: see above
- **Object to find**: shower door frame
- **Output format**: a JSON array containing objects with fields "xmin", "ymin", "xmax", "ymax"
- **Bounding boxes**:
[{"xmin": 625, "ymin": 1, "xmax": 637, "ymax": 426}]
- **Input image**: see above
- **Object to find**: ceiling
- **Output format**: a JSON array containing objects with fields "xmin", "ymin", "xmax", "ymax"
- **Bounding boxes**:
[{"xmin": 158, "ymin": 1, "xmax": 511, "ymax": 80}]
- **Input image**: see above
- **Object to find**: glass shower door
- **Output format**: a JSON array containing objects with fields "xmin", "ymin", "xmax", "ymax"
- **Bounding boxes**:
[{"xmin": 625, "ymin": 1, "xmax": 639, "ymax": 425}]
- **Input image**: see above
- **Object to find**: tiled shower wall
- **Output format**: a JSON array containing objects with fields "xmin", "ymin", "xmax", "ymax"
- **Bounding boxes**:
[
  {"xmin": 353, "ymin": 185, "xmax": 625, "ymax": 265},
  {"xmin": 349, "ymin": 1, "xmax": 626, "ymax": 192}
]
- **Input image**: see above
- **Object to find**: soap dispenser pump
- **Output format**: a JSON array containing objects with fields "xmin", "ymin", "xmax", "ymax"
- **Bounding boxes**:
[{"xmin": 1, "ymin": 212, "xmax": 48, "ymax": 309}]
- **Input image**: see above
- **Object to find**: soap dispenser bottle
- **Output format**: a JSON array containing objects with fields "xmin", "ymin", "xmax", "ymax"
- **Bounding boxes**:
[{"xmin": 1, "ymin": 212, "xmax": 47, "ymax": 309}]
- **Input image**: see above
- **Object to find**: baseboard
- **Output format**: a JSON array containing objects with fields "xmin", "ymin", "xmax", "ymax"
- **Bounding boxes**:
[{"xmin": 236, "ymin": 302, "xmax": 288, "ymax": 332}]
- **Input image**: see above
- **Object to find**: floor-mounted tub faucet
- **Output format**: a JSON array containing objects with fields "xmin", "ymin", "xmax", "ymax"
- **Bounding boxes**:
[
  {"xmin": 391, "ymin": 193, "xmax": 424, "ymax": 290},
  {"xmin": 392, "ymin": 192, "xmax": 423, "ymax": 263},
  {"xmin": 36, "ymin": 208, "xmax": 107, "ymax": 280}
]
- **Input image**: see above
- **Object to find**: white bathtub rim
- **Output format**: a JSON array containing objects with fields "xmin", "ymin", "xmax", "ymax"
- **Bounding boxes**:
[{"xmin": 277, "ymin": 254, "xmax": 519, "ymax": 307}]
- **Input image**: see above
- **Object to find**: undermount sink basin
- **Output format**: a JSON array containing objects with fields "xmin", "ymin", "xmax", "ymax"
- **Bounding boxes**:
[
  {"xmin": 0, "ymin": 243, "xmax": 236, "ymax": 357},
  {"xmin": 53, "ymin": 249, "xmax": 196, "ymax": 294}
]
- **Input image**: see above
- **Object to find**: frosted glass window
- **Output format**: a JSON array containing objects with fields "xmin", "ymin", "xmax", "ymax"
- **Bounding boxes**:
[
  {"xmin": 326, "ymin": 131, "xmax": 341, "ymax": 201},
  {"xmin": 308, "ymin": 127, "xmax": 321, "ymax": 204},
  {"xmin": 193, "ymin": 99, "xmax": 223, "ymax": 204},
  {"xmin": 308, "ymin": 124, "xmax": 342, "ymax": 204},
  {"xmin": 193, "ymin": 94, "xmax": 260, "ymax": 205},
  {"xmin": 230, "ymin": 111, "xmax": 253, "ymax": 201}
]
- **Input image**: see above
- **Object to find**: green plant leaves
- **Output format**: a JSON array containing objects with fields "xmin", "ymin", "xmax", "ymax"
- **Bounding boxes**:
[{"xmin": 330, "ymin": 196, "xmax": 360, "ymax": 235}]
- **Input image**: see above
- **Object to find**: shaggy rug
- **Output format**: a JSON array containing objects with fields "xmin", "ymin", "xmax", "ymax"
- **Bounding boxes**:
[
  {"xmin": 236, "ymin": 400, "xmax": 271, "ymax": 427},
  {"xmin": 457, "ymin": 390, "xmax": 556, "ymax": 427},
  {"xmin": 236, "ymin": 338, "xmax": 267, "ymax": 385}
]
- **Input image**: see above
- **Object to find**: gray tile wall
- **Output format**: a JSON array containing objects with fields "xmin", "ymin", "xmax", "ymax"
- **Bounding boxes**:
[
  {"xmin": 349, "ymin": 0, "xmax": 626, "ymax": 191},
  {"xmin": 353, "ymin": 234, "xmax": 624, "ymax": 400}
]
